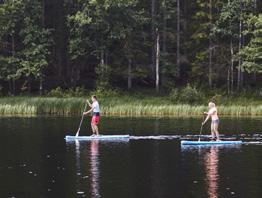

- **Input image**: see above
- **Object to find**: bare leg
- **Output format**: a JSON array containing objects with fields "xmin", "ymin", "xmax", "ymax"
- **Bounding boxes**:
[
  {"xmin": 214, "ymin": 123, "xmax": 220, "ymax": 141},
  {"xmin": 211, "ymin": 123, "xmax": 215, "ymax": 140},
  {"xmin": 91, "ymin": 123, "xmax": 96, "ymax": 135},
  {"xmin": 94, "ymin": 125, "xmax": 99, "ymax": 135}
]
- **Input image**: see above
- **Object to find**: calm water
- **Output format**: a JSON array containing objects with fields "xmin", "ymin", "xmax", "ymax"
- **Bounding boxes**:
[{"xmin": 0, "ymin": 116, "xmax": 261, "ymax": 198}]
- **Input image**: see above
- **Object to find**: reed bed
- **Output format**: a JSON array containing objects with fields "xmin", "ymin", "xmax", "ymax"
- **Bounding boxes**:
[{"xmin": 0, "ymin": 97, "xmax": 261, "ymax": 117}]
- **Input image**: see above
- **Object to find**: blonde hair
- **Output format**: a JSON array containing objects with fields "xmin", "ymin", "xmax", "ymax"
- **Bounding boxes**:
[{"xmin": 208, "ymin": 102, "xmax": 216, "ymax": 108}]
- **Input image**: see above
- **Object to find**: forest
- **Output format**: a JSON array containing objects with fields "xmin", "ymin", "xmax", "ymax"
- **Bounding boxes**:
[{"xmin": 0, "ymin": 0, "xmax": 262, "ymax": 97}]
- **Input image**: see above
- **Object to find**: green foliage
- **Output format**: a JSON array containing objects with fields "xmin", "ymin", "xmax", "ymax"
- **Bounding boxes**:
[
  {"xmin": 0, "ymin": 0, "xmax": 261, "ymax": 96},
  {"xmin": 179, "ymin": 84, "xmax": 204, "ymax": 104},
  {"xmin": 91, "ymin": 87, "xmax": 119, "ymax": 98},
  {"xmin": 47, "ymin": 86, "xmax": 86, "ymax": 97},
  {"xmin": 239, "ymin": 14, "xmax": 262, "ymax": 73},
  {"xmin": 47, "ymin": 87, "xmax": 65, "ymax": 97},
  {"xmin": 169, "ymin": 88, "xmax": 180, "ymax": 102},
  {"xmin": 18, "ymin": 16, "xmax": 52, "ymax": 80},
  {"xmin": 169, "ymin": 85, "xmax": 204, "ymax": 104},
  {"xmin": 95, "ymin": 63, "xmax": 113, "ymax": 89},
  {"xmin": 210, "ymin": 94, "xmax": 223, "ymax": 104},
  {"xmin": 0, "ymin": 0, "xmax": 52, "ymax": 93}
]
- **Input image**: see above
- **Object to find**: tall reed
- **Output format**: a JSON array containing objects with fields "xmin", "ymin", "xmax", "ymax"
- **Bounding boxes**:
[{"xmin": 0, "ymin": 97, "xmax": 261, "ymax": 117}]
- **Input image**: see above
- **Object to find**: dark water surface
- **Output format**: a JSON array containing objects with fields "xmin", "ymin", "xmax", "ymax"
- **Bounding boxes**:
[{"xmin": 0, "ymin": 116, "xmax": 261, "ymax": 198}]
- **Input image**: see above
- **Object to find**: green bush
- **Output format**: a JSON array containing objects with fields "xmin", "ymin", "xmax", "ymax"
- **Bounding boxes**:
[
  {"xmin": 179, "ymin": 84, "xmax": 203, "ymax": 103},
  {"xmin": 47, "ymin": 86, "xmax": 87, "ymax": 97},
  {"xmin": 0, "ymin": 85, "xmax": 3, "ymax": 96},
  {"xmin": 169, "ymin": 88, "xmax": 179, "ymax": 102},
  {"xmin": 67, "ymin": 86, "xmax": 86, "ymax": 97},
  {"xmin": 47, "ymin": 87, "xmax": 64, "ymax": 97},
  {"xmin": 91, "ymin": 86, "xmax": 119, "ymax": 98},
  {"xmin": 210, "ymin": 94, "xmax": 223, "ymax": 104}
]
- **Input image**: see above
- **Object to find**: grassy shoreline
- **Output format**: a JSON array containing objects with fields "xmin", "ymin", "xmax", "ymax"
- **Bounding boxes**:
[{"xmin": 0, "ymin": 97, "xmax": 261, "ymax": 117}]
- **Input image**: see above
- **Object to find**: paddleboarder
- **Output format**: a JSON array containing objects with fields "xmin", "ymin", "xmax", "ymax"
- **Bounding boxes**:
[
  {"xmin": 202, "ymin": 102, "xmax": 220, "ymax": 141},
  {"xmin": 83, "ymin": 95, "xmax": 100, "ymax": 136}
]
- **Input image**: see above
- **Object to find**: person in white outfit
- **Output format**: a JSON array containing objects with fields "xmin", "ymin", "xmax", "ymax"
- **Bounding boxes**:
[
  {"xmin": 83, "ymin": 95, "xmax": 100, "ymax": 135},
  {"xmin": 202, "ymin": 102, "xmax": 220, "ymax": 141}
]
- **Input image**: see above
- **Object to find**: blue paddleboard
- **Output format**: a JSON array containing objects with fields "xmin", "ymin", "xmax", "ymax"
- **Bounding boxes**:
[{"xmin": 181, "ymin": 140, "xmax": 242, "ymax": 145}]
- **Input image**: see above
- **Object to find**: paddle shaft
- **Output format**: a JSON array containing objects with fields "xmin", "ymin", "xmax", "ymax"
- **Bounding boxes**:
[
  {"xmin": 198, "ymin": 114, "xmax": 206, "ymax": 141},
  {"xmin": 75, "ymin": 102, "xmax": 88, "ymax": 136}
]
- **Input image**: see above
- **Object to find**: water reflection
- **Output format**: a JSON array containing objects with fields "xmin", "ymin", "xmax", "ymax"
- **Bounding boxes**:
[
  {"xmin": 74, "ymin": 140, "xmax": 101, "ymax": 198},
  {"xmin": 204, "ymin": 147, "xmax": 219, "ymax": 198},
  {"xmin": 181, "ymin": 144, "xmax": 241, "ymax": 198},
  {"xmin": 90, "ymin": 140, "xmax": 100, "ymax": 198}
]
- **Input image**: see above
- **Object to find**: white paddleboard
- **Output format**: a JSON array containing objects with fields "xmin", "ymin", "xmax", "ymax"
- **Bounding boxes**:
[{"xmin": 65, "ymin": 135, "xmax": 130, "ymax": 141}]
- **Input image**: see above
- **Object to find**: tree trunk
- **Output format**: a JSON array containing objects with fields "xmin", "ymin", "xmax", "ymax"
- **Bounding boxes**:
[
  {"xmin": 237, "ymin": 18, "xmax": 242, "ymax": 91},
  {"xmin": 54, "ymin": 0, "xmax": 68, "ymax": 84},
  {"xmin": 156, "ymin": 29, "xmax": 160, "ymax": 92},
  {"xmin": 254, "ymin": 0, "xmax": 257, "ymax": 12},
  {"xmin": 161, "ymin": 0, "xmax": 167, "ymax": 86},
  {"xmin": 208, "ymin": 0, "xmax": 212, "ymax": 88},
  {"xmin": 151, "ymin": 0, "xmax": 156, "ymax": 74},
  {"xmin": 39, "ymin": 76, "xmax": 43, "ymax": 96},
  {"xmin": 162, "ymin": 0, "xmax": 167, "ymax": 53},
  {"xmin": 253, "ymin": 72, "xmax": 256, "ymax": 82},
  {"xmin": 101, "ymin": 50, "xmax": 104, "ymax": 65},
  {"xmin": 105, "ymin": 50, "xmax": 108, "ymax": 66},
  {"xmin": 128, "ymin": 58, "xmax": 132, "ymax": 90},
  {"xmin": 40, "ymin": 0, "xmax": 45, "ymax": 96},
  {"xmin": 208, "ymin": 43, "xmax": 212, "ymax": 88},
  {"xmin": 230, "ymin": 38, "xmax": 234, "ymax": 93},
  {"xmin": 27, "ymin": 78, "xmax": 32, "ymax": 93},
  {"xmin": 176, "ymin": 0, "xmax": 181, "ymax": 78},
  {"xmin": 227, "ymin": 67, "xmax": 230, "ymax": 95},
  {"xmin": 42, "ymin": 0, "xmax": 45, "ymax": 26},
  {"xmin": 101, "ymin": 50, "xmax": 104, "ymax": 77},
  {"xmin": 8, "ymin": 80, "xmax": 12, "ymax": 96},
  {"xmin": 12, "ymin": 79, "xmax": 16, "ymax": 96},
  {"xmin": 11, "ymin": 35, "xmax": 15, "ymax": 96}
]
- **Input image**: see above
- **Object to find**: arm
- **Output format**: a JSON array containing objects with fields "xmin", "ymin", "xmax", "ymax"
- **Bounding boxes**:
[
  {"xmin": 83, "ymin": 106, "xmax": 94, "ymax": 115},
  {"xmin": 202, "ymin": 114, "xmax": 210, "ymax": 125}
]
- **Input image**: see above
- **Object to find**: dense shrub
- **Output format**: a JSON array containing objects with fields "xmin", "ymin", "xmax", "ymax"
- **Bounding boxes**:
[
  {"xmin": 47, "ymin": 86, "xmax": 86, "ymax": 97},
  {"xmin": 210, "ymin": 94, "xmax": 223, "ymax": 104},
  {"xmin": 179, "ymin": 84, "xmax": 203, "ymax": 103},
  {"xmin": 47, "ymin": 87, "xmax": 64, "ymax": 97},
  {"xmin": 169, "ymin": 84, "xmax": 204, "ymax": 104},
  {"xmin": 91, "ymin": 86, "xmax": 119, "ymax": 98},
  {"xmin": 169, "ymin": 88, "xmax": 180, "ymax": 103}
]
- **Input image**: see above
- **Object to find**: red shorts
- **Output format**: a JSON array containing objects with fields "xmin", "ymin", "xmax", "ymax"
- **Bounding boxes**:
[{"xmin": 91, "ymin": 115, "xmax": 100, "ymax": 125}]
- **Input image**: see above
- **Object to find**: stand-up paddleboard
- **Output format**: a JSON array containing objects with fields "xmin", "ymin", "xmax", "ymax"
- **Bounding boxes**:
[
  {"xmin": 181, "ymin": 140, "xmax": 242, "ymax": 145},
  {"xmin": 65, "ymin": 135, "xmax": 130, "ymax": 141}
]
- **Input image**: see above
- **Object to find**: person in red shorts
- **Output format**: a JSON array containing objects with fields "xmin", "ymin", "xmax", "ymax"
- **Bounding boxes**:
[{"xmin": 83, "ymin": 95, "xmax": 100, "ymax": 136}]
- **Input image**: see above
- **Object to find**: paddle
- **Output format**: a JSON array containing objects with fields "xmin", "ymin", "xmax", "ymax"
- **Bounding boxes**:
[
  {"xmin": 75, "ymin": 101, "xmax": 88, "ymax": 137},
  {"xmin": 198, "ymin": 114, "xmax": 206, "ymax": 142}
]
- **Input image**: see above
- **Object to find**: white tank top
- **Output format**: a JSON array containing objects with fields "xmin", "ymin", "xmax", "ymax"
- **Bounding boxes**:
[{"xmin": 92, "ymin": 101, "xmax": 100, "ymax": 113}]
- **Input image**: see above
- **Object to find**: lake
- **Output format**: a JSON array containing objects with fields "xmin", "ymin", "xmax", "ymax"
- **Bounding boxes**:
[{"xmin": 0, "ymin": 116, "xmax": 261, "ymax": 198}]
